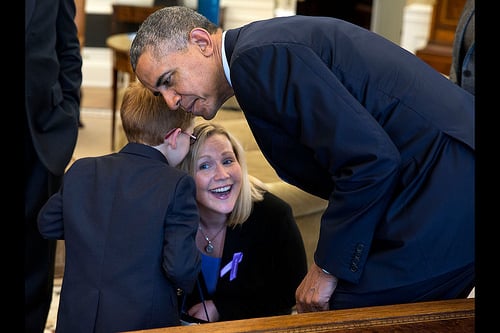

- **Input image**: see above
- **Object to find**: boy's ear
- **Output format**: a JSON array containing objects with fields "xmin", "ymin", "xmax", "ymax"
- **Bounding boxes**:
[{"xmin": 165, "ymin": 128, "xmax": 180, "ymax": 149}]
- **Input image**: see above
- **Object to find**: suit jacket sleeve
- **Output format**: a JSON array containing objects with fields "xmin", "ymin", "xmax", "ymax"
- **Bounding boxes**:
[
  {"xmin": 163, "ymin": 174, "xmax": 202, "ymax": 293},
  {"xmin": 37, "ymin": 186, "xmax": 65, "ymax": 239}
]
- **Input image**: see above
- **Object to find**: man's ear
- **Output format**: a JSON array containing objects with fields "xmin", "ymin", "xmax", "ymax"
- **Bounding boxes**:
[{"xmin": 189, "ymin": 28, "xmax": 213, "ymax": 55}]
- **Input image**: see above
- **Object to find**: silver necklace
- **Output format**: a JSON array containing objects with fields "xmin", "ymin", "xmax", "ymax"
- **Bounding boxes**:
[{"xmin": 198, "ymin": 225, "xmax": 226, "ymax": 254}]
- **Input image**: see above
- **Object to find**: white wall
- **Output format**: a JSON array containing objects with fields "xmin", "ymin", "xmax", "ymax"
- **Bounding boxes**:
[
  {"xmin": 400, "ymin": 3, "xmax": 432, "ymax": 53},
  {"xmin": 86, "ymin": 0, "xmax": 113, "ymax": 14},
  {"xmin": 86, "ymin": 0, "xmax": 156, "ymax": 14},
  {"xmin": 370, "ymin": 0, "xmax": 407, "ymax": 44},
  {"xmin": 220, "ymin": 0, "xmax": 274, "ymax": 29},
  {"xmin": 82, "ymin": 47, "xmax": 112, "ymax": 87}
]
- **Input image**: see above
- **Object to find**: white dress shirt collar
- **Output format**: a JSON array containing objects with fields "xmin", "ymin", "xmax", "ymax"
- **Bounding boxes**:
[{"xmin": 221, "ymin": 31, "xmax": 232, "ymax": 87}]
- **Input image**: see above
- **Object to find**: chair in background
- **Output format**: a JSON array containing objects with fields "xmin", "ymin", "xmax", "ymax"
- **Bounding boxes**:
[
  {"xmin": 111, "ymin": 0, "xmax": 179, "ymax": 35},
  {"xmin": 111, "ymin": 3, "xmax": 163, "ymax": 35}
]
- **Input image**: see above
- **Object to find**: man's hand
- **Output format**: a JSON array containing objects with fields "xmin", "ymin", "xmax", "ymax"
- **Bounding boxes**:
[{"xmin": 295, "ymin": 263, "xmax": 337, "ymax": 313}]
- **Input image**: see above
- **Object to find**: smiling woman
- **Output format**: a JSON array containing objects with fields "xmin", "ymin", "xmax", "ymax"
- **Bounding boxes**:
[{"xmin": 176, "ymin": 122, "xmax": 309, "ymax": 322}]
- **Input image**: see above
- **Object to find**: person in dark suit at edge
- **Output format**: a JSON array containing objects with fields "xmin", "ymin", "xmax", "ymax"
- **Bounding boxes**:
[
  {"xmin": 25, "ymin": 0, "xmax": 82, "ymax": 331},
  {"xmin": 449, "ymin": 0, "xmax": 474, "ymax": 95},
  {"xmin": 130, "ymin": 6, "xmax": 474, "ymax": 312}
]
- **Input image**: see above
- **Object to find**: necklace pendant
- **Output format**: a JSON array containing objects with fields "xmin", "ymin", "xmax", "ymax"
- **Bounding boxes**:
[{"xmin": 205, "ymin": 243, "xmax": 214, "ymax": 254}]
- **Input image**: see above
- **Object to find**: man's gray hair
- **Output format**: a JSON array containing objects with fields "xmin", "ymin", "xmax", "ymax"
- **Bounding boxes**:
[{"xmin": 130, "ymin": 6, "xmax": 218, "ymax": 71}]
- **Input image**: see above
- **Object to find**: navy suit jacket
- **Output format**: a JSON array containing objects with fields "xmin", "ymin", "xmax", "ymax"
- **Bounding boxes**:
[
  {"xmin": 38, "ymin": 143, "xmax": 201, "ymax": 332},
  {"xmin": 25, "ymin": 0, "xmax": 82, "ymax": 176},
  {"xmin": 224, "ymin": 16, "xmax": 474, "ymax": 293}
]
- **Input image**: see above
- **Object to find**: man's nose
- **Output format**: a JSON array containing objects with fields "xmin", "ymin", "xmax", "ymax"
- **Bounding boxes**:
[{"xmin": 159, "ymin": 90, "xmax": 181, "ymax": 110}]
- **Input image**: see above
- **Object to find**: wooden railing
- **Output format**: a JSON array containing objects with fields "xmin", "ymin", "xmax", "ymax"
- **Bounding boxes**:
[{"xmin": 124, "ymin": 298, "xmax": 474, "ymax": 333}]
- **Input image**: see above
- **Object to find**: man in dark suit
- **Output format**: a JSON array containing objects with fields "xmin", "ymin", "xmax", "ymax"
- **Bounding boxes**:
[
  {"xmin": 449, "ymin": 0, "xmax": 474, "ymax": 95},
  {"xmin": 130, "ymin": 7, "xmax": 474, "ymax": 312},
  {"xmin": 25, "ymin": 0, "xmax": 82, "ymax": 330}
]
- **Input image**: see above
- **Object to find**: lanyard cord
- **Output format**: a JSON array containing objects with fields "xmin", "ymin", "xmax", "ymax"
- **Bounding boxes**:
[
  {"xmin": 197, "ymin": 277, "xmax": 210, "ymax": 322},
  {"xmin": 181, "ymin": 276, "xmax": 210, "ymax": 323}
]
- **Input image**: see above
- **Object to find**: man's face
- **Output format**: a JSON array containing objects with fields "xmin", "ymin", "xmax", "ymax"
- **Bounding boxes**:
[{"xmin": 135, "ymin": 45, "xmax": 220, "ymax": 120}]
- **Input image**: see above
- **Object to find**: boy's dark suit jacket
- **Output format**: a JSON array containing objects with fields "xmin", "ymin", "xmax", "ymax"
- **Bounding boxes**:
[
  {"xmin": 224, "ymin": 16, "xmax": 474, "ymax": 297},
  {"xmin": 38, "ymin": 143, "xmax": 201, "ymax": 332}
]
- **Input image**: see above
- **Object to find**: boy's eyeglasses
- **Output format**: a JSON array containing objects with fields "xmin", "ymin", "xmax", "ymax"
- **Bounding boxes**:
[{"xmin": 164, "ymin": 128, "xmax": 197, "ymax": 145}]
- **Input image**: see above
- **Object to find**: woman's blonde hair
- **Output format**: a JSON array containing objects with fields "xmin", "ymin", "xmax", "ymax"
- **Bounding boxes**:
[
  {"xmin": 178, "ymin": 122, "xmax": 267, "ymax": 227},
  {"xmin": 120, "ymin": 81, "xmax": 194, "ymax": 146}
]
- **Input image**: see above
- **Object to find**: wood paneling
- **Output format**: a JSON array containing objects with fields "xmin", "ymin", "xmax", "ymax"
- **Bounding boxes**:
[
  {"xmin": 415, "ymin": 0, "xmax": 466, "ymax": 74},
  {"xmin": 111, "ymin": 4, "xmax": 164, "ymax": 35}
]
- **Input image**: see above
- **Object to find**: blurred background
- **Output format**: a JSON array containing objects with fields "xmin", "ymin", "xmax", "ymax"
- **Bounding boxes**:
[{"xmin": 82, "ymin": 0, "xmax": 441, "ymax": 90}]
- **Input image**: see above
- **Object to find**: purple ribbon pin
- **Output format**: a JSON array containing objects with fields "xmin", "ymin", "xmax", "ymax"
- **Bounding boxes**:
[{"xmin": 220, "ymin": 252, "xmax": 243, "ymax": 281}]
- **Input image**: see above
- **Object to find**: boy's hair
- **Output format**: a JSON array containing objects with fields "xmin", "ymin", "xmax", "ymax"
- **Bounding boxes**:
[
  {"xmin": 120, "ymin": 81, "xmax": 194, "ymax": 146},
  {"xmin": 178, "ymin": 122, "xmax": 267, "ymax": 227}
]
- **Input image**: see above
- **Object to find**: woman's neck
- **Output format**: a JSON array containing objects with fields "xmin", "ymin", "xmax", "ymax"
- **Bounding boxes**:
[
  {"xmin": 198, "ymin": 208, "xmax": 228, "ymax": 231},
  {"xmin": 197, "ymin": 212, "xmax": 227, "ymax": 257}
]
